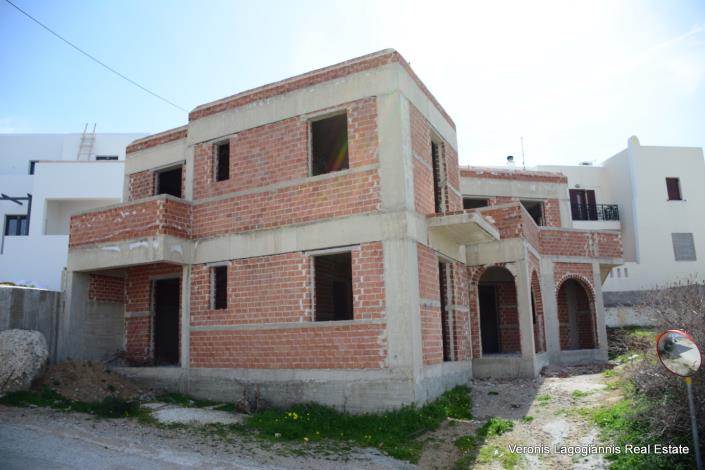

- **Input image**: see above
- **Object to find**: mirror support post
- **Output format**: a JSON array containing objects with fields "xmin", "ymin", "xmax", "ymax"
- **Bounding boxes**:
[{"xmin": 685, "ymin": 376, "xmax": 703, "ymax": 470}]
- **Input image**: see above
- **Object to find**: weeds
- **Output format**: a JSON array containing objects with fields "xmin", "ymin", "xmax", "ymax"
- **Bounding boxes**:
[
  {"xmin": 0, "ymin": 386, "xmax": 145, "ymax": 419},
  {"xmin": 453, "ymin": 417, "xmax": 515, "ymax": 469},
  {"xmin": 246, "ymin": 385, "xmax": 472, "ymax": 462}
]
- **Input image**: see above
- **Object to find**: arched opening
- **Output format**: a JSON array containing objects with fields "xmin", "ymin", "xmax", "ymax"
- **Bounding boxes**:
[
  {"xmin": 531, "ymin": 272, "xmax": 546, "ymax": 353},
  {"xmin": 478, "ymin": 267, "xmax": 520, "ymax": 355},
  {"xmin": 557, "ymin": 278, "xmax": 597, "ymax": 350}
]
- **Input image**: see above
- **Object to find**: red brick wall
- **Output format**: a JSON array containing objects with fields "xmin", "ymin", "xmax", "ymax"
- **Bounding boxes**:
[
  {"xmin": 88, "ymin": 275, "xmax": 125, "ymax": 303},
  {"xmin": 128, "ymin": 170, "xmax": 154, "ymax": 201},
  {"xmin": 445, "ymin": 145, "xmax": 462, "ymax": 212},
  {"xmin": 496, "ymin": 282, "xmax": 521, "ymax": 353},
  {"xmin": 417, "ymin": 244, "xmax": 471, "ymax": 364},
  {"xmin": 190, "ymin": 253, "xmax": 311, "ymax": 327},
  {"xmin": 124, "ymin": 263, "xmax": 182, "ymax": 365},
  {"xmin": 187, "ymin": 243, "xmax": 386, "ymax": 368},
  {"xmin": 418, "ymin": 244, "xmax": 442, "ymax": 365},
  {"xmin": 554, "ymin": 262, "xmax": 595, "ymax": 295},
  {"xmin": 193, "ymin": 98, "xmax": 377, "ymax": 201},
  {"xmin": 411, "ymin": 104, "xmax": 459, "ymax": 216},
  {"xmin": 190, "ymin": 323, "xmax": 387, "ymax": 369},
  {"xmin": 352, "ymin": 242, "xmax": 385, "ymax": 320},
  {"xmin": 451, "ymin": 263, "xmax": 472, "ymax": 360},
  {"xmin": 543, "ymin": 199, "xmax": 562, "ymax": 227},
  {"xmin": 190, "ymin": 170, "xmax": 379, "ymax": 238},
  {"xmin": 69, "ymin": 198, "xmax": 191, "ymax": 247}
]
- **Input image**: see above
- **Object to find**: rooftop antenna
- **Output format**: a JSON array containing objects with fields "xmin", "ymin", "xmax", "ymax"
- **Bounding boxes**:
[{"xmin": 521, "ymin": 136, "xmax": 526, "ymax": 170}]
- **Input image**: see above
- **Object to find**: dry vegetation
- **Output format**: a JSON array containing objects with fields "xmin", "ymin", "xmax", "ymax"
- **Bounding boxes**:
[{"xmin": 630, "ymin": 281, "xmax": 704, "ymax": 441}]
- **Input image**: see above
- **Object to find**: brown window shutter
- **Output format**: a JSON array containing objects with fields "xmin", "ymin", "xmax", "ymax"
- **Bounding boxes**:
[{"xmin": 666, "ymin": 178, "xmax": 681, "ymax": 200}]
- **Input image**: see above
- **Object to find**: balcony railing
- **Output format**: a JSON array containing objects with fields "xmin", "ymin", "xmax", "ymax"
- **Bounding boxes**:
[{"xmin": 571, "ymin": 204, "xmax": 619, "ymax": 221}]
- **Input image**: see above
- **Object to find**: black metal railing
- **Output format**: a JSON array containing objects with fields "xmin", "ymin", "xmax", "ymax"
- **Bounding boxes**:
[{"xmin": 571, "ymin": 204, "xmax": 620, "ymax": 221}]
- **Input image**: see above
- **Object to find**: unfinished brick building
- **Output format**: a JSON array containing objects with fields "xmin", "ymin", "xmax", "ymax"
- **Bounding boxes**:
[{"xmin": 62, "ymin": 50, "xmax": 622, "ymax": 411}]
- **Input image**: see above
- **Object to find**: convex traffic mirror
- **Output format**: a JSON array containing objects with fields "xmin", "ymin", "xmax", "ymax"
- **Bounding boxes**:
[{"xmin": 656, "ymin": 330, "xmax": 702, "ymax": 377}]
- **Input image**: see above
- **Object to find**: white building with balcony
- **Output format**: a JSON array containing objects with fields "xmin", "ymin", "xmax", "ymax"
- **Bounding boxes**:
[
  {"xmin": 0, "ymin": 130, "xmax": 146, "ymax": 290},
  {"xmin": 539, "ymin": 136, "xmax": 705, "ymax": 325}
]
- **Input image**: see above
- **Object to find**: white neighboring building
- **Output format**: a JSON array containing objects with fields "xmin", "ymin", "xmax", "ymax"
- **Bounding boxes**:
[
  {"xmin": 0, "ymin": 131, "xmax": 147, "ymax": 290},
  {"xmin": 539, "ymin": 136, "xmax": 705, "ymax": 326}
]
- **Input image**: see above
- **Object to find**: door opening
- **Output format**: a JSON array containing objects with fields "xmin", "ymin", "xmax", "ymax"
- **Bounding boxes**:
[
  {"xmin": 479, "ymin": 284, "xmax": 500, "ymax": 354},
  {"xmin": 153, "ymin": 278, "xmax": 180, "ymax": 365}
]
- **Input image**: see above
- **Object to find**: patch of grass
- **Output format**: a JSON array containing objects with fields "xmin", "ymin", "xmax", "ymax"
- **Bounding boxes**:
[
  {"xmin": 592, "ymin": 398, "xmax": 693, "ymax": 470},
  {"xmin": 602, "ymin": 369, "xmax": 616, "ymax": 378},
  {"xmin": 246, "ymin": 385, "xmax": 471, "ymax": 463},
  {"xmin": 0, "ymin": 386, "xmax": 145, "ymax": 419},
  {"xmin": 520, "ymin": 415, "xmax": 534, "ymax": 423},
  {"xmin": 477, "ymin": 444, "xmax": 523, "ymax": 469},
  {"xmin": 571, "ymin": 390, "xmax": 590, "ymax": 400},
  {"xmin": 536, "ymin": 393, "xmax": 552, "ymax": 405},
  {"xmin": 453, "ymin": 417, "xmax": 515, "ymax": 469}
]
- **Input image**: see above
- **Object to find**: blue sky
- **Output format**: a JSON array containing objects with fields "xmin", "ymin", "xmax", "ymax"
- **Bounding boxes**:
[{"xmin": 1, "ymin": 0, "xmax": 704, "ymax": 166}]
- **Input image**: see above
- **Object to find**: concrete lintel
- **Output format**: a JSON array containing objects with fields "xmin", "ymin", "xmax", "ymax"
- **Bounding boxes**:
[
  {"xmin": 466, "ymin": 238, "xmax": 525, "ymax": 266},
  {"xmin": 542, "ymin": 255, "xmax": 624, "ymax": 266},
  {"xmin": 428, "ymin": 212, "xmax": 499, "ymax": 245},
  {"xmin": 67, "ymin": 234, "xmax": 192, "ymax": 271}
]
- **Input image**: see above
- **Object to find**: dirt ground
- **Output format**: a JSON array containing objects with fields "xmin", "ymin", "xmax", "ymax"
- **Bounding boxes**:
[
  {"xmin": 10, "ymin": 361, "xmax": 623, "ymax": 469},
  {"xmin": 419, "ymin": 364, "xmax": 622, "ymax": 469},
  {"xmin": 36, "ymin": 360, "xmax": 148, "ymax": 402}
]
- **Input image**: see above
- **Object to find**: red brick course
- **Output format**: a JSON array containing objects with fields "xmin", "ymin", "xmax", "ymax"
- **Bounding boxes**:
[
  {"xmin": 88, "ymin": 274, "xmax": 125, "ymax": 304},
  {"xmin": 190, "ymin": 322, "xmax": 387, "ymax": 369},
  {"xmin": 128, "ymin": 171, "xmax": 154, "ymax": 201},
  {"xmin": 460, "ymin": 167, "xmax": 567, "ymax": 184},
  {"xmin": 190, "ymin": 169, "xmax": 379, "ymax": 238},
  {"xmin": 69, "ymin": 197, "xmax": 191, "ymax": 247}
]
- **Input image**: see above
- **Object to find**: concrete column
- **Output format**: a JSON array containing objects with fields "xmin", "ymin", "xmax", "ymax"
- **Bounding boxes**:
[
  {"xmin": 592, "ymin": 262, "xmax": 609, "ymax": 360},
  {"xmin": 377, "ymin": 91, "xmax": 415, "ymax": 212},
  {"xmin": 57, "ymin": 270, "xmax": 90, "ymax": 361},
  {"xmin": 515, "ymin": 258, "xmax": 536, "ymax": 360},
  {"xmin": 183, "ymin": 146, "xmax": 195, "ymax": 201},
  {"xmin": 540, "ymin": 259, "xmax": 561, "ymax": 353},
  {"xmin": 383, "ymin": 238, "xmax": 423, "ymax": 375},
  {"xmin": 180, "ymin": 265, "xmax": 191, "ymax": 368}
]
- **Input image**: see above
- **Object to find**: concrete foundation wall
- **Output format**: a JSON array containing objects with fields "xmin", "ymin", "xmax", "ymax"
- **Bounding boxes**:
[
  {"xmin": 0, "ymin": 286, "xmax": 63, "ymax": 361},
  {"xmin": 115, "ymin": 366, "xmax": 417, "ymax": 413}
]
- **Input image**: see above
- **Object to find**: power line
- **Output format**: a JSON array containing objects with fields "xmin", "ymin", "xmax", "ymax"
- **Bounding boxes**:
[{"xmin": 3, "ymin": 0, "xmax": 188, "ymax": 113}]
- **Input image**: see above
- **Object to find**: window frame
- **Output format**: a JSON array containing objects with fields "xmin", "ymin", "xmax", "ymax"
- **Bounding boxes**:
[
  {"xmin": 312, "ymin": 250, "xmax": 354, "ymax": 322},
  {"xmin": 154, "ymin": 165, "xmax": 183, "ymax": 198},
  {"xmin": 666, "ymin": 177, "xmax": 682, "ymax": 201},
  {"xmin": 214, "ymin": 140, "xmax": 230, "ymax": 182},
  {"xmin": 4, "ymin": 214, "xmax": 29, "ymax": 236},
  {"xmin": 210, "ymin": 264, "xmax": 228, "ymax": 310},
  {"xmin": 308, "ymin": 111, "xmax": 349, "ymax": 177}
]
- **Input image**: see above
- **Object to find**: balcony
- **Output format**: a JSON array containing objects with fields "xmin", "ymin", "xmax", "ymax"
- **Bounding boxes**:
[
  {"xmin": 68, "ymin": 195, "xmax": 192, "ymax": 271},
  {"xmin": 570, "ymin": 204, "xmax": 620, "ymax": 231}
]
